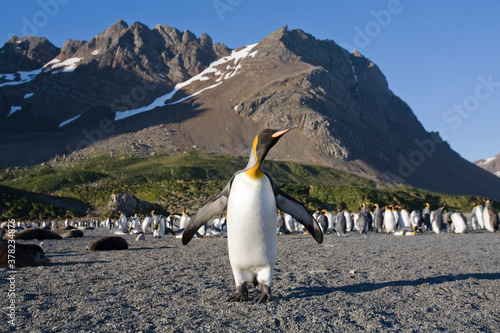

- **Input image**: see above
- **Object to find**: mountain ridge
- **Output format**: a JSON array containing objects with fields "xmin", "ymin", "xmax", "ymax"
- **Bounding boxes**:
[
  {"xmin": 1, "ymin": 21, "xmax": 500, "ymax": 200},
  {"xmin": 475, "ymin": 153, "xmax": 500, "ymax": 178}
]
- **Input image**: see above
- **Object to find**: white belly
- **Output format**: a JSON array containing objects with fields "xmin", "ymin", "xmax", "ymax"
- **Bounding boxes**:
[
  {"xmin": 227, "ymin": 172, "xmax": 277, "ymax": 286},
  {"xmin": 284, "ymin": 214, "xmax": 294, "ymax": 232},
  {"xmin": 477, "ymin": 208, "xmax": 484, "ymax": 229},
  {"xmin": 180, "ymin": 215, "xmax": 189, "ymax": 229},
  {"xmin": 451, "ymin": 213, "xmax": 467, "ymax": 234},
  {"xmin": 483, "ymin": 209, "xmax": 494, "ymax": 232},
  {"xmin": 384, "ymin": 211, "xmax": 396, "ymax": 232},
  {"xmin": 344, "ymin": 212, "xmax": 353, "ymax": 231},
  {"xmin": 400, "ymin": 210, "xmax": 411, "ymax": 227}
]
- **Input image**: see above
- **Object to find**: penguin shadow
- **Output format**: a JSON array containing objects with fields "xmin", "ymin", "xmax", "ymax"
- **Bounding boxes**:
[
  {"xmin": 48, "ymin": 251, "xmax": 82, "ymax": 257},
  {"xmin": 126, "ymin": 246, "xmax": 175, "ymax": 251},
  {"xmin": 50, "ymin": 260, "xmax": 110, "ymax": 266},
  {"xmin": 285, "ymin": 272, "xmax": 500, "ymax": 299}
]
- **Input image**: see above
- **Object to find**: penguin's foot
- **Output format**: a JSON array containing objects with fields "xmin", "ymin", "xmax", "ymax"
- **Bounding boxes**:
[
  {"xmin": 226, "ymin": 283, "xmax": 248, "ymax": 302},
  {"xmin": 254, "ymin": 284, "xmax": 272, "ymax": 303}
]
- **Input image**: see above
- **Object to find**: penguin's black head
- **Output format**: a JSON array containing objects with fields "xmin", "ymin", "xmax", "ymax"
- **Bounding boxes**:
[
  {"xmin": 245, "ymin": 127, "xmax": 296, "ymax": 177},
  {"xmin": 254, "ymin": 127, "xmax": 295, "ymax": 164}
]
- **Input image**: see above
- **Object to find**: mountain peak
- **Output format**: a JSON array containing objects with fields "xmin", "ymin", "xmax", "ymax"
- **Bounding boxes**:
[
  {"xmin": 0, "ymin": 36, "xmax": 59, "ymax": 72},
  {"xmin": 111, "ymin": 19, "xmax": 129, "ymax": 30}
]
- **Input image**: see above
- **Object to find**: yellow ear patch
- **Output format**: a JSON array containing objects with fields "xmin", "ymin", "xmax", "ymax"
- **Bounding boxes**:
[{"xmin": 252, "ymin": 135, "xmax": 259, "ymax": 162}]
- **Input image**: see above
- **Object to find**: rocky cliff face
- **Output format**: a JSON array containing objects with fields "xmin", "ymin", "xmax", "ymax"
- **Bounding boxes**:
[
  {"xmin": 0, "ymin": 20, "xmax": 230, "ymax": 131},
  {"xmin": 1, "ymin": 22, "xmax": 500, "ymax": 199},
  {"xmin": 0, "ymin": 36, "xmax": 60, "ymax": 72}
]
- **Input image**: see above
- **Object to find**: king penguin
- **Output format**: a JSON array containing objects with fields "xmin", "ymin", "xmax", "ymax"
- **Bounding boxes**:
[
  {"xmin": 373, "ymin": 204, "xmax": 383, "ymax": 233},
  {"xmin": 430, "ymin": 205, "xmax": 445, "ymax": 234},
  {"xmin": 357, "ymin": 203, "xmax": 367, "ymax": 234},
  {"xmin": 384, "ymin": 206, "xmax": 397, "ymax": 233},
  {"xmin": 182, "ymin": 127, "xmax": 323, "ymax": 302},
  {"xmin": 336, "ymin": 209, "xmax": 347, "ymax": 236},
  {"xmin": 422, "ymin": 203, "xmax": 432, "ymax": 231},
  {"xmin": 483, "ymin": 200, "xmax": 499, "ymax": 233}
]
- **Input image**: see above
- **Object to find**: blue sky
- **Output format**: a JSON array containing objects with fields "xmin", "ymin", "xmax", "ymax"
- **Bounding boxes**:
[{"xmin": 1, "ymin": 0, "xmax": 499, "ymax": 162}]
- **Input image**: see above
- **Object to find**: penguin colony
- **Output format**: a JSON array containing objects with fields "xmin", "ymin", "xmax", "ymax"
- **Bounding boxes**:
[{"xmin": 1, "ymin": 128, "xmax": 499, "ymax": 300}]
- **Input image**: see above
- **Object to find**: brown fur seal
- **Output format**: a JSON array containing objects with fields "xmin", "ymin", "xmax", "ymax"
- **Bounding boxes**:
[
  {"xmin": 0, "ymin": 241, "xmax": 50, "ymax": 267},
  {"xmin": 85, "ymin": 236, "xmax": 128, "ymax": 251},
  {"xmin": 51, "ymin": 229, "xmax": 84, "ymax": 238},
  {"xmin": 9, "ymin": 228, "xmax": 62, "ymax": 240}
]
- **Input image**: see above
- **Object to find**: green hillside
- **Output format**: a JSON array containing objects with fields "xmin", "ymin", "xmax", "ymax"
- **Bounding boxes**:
[{"xmin": 0, "ymin": 151, "xmax": 494, "ymax": 220}]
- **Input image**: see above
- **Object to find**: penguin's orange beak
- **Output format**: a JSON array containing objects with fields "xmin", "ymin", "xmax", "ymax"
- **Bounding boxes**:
[{"xmin": 272, "ymin": 128, "xmax": 291, "ymax": 138}]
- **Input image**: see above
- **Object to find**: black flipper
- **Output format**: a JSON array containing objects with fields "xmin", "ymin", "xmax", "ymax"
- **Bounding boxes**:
[
  {"xmin": 182, "ymin": 180, "xmax": 232, "ymax": 245},
  {"xmin": 266, "ymin": 172, "xmax": 323, "ymax": 244}
]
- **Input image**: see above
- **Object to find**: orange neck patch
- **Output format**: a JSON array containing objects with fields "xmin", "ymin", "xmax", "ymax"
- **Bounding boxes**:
[{"xmin": 245, "ymin": 162, "xmax": 263, "ymax": 178}]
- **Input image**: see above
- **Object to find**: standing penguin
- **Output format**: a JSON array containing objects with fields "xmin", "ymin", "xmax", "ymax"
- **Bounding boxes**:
[
  {"xmin": 383, "ymin": 206, "xmax": 397, "ymax": 233},
  {"xmin": 326, "ymin": 211, "xmax": 335, "ymax": 233},
  {"xmin": 392, "ymin": 206, "xmax": 400, "ymax": 228},
  {"xmin": 114, "ymin": 212, "xmax": 128, "ymax": 235},
  {"xmin": 483, "ymin": 200, "xmax": 499, "ymax": 233},
  {"xmin": 142, "ymin": 213, "xmax": 152, "ymax": 234},
  {"xmin": 129, "ymin": 214, "xmax": 142, "ymax": 234},
  {"xmin": 152, "ymin": 216, "xmax": 166, "ymax": 238},
  {"xmin": 317, "ymin": 210, "xmax": 329, "ymax": 234},
  {"xmin": 366, "ymin": 208, "xmax": 373, "ymax": 231},
  {"xmin": 476, "ymin": 202, "xmax": 485, "ymax": 229},
  {"xmin": 471, "ymin": 203, "xmax": 481, "ymax": 230},
  {"xmin": 373, "ymin": 204, "xmax": 383, "ymax": 233},
  {"xmin": 182, "ymin": 128, "xmax": 323, "ymax": 302},
  {"xmin": 344, "ymin": 211, "xmax": 353, "ymax": 232},
  {"xmin": 430, "ymin": 206, "xmax": 445, "ymax": 234},
  {"xmin": 179, "ymin": 209, "xmax": 190, "ymax": 229},
  {"xmin": 410, "ymin": 210, "xmax": 422, "ymax": 231},
  {"xmin": 277, "ymin": 210, "xmax": 288, "ymax": 234},
  {"xmin": 336, "ymin": 209, "xmax": 347, "ymax": 236},
  {"xmin": 449, "ymin": 212, "xmax": 468, "ymax": 234},
  {"xmin": 422, "ymin": 203, "xmax": 432, "ymax": 231},
  {"xmin": 284, "ymin": 213, "xmax": 295, "ymax": 233},
  {"xmin": 398, "ymin": 207, "xmax": 412, "ymax": 228},
  {"xmin": 357, "ymin": 203, "xmax": 367, "ymax": 234}
]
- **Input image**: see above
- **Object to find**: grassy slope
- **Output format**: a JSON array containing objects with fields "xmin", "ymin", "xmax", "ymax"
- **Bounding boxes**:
[{"xmin": 0, "ymin": 151, "xmax": 493, "ymax": 219}]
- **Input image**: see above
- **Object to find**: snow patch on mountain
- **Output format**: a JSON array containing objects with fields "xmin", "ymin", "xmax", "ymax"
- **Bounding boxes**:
[
  {"xmin": 7, "ymin": 106, "xmax": 22, "ymax": 117},
  {"xmin": 0, "ymin": 56, "xmax": 83, "ymax": 88},
  {"xmin": 46, "ymin": 57, "xmax": 82, "ymax": 73},
  {"xmin": 0, "ymin": 68, "xmax": 43, "ymax": 87},
  {"xmin": 114, "ymin": 43, "xmax": 258, "ymax": 121},
  {"xmin": 477, "ymin": 156, "xmax": 495, "ymax": 166},
  {"xmin": 59, "ymin": 113, "xmax": 82, "ymax": 127}
]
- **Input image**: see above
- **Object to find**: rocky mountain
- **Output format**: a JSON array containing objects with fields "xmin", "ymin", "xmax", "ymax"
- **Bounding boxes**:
[
  {"xmin": 475, "ymin": 153, "xmax": 500, "ymax": 178},
  {"xmin": 0, "ymin": 20, "xmax": 230, "ymax": 132},
  {"xmin": 1, "ymin": 21, "xmax": 500, "ymax": 200}
]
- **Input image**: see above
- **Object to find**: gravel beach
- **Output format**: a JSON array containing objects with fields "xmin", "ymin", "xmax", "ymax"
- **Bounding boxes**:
[{"xmin": 2, "ymin": 227, "xmax": 499, "ymax": 332}]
